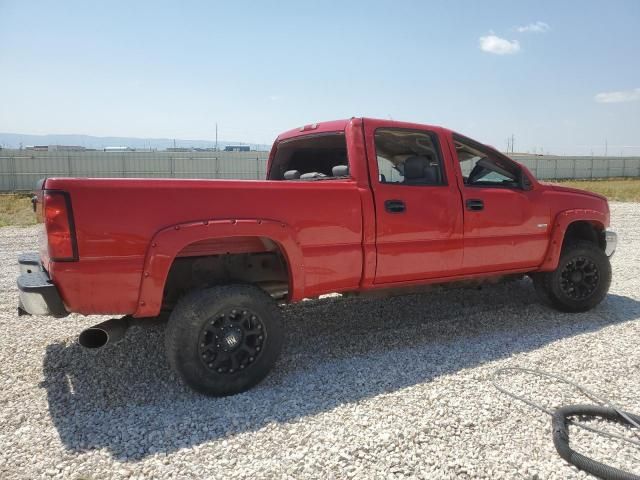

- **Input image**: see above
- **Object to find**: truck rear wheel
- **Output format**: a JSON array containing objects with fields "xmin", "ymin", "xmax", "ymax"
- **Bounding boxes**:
[
  {"xmin": 533, "ymin": 240, "xmax": 611, "ymax": 312},
  {"xmin": 165, "ymin": 284, "xmax": 283, "ymax": 396}
]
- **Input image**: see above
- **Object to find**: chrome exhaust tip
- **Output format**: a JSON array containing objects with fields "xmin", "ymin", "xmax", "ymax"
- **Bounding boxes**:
[{"xmin": 78, "ymin": 317, "xmax": 131, "ymax": 349}]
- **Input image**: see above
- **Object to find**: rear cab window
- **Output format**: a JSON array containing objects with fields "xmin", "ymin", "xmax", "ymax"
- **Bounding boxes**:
[{"xmin": 268, "ymin": 133, "xmax": 350, "ymax": 181}]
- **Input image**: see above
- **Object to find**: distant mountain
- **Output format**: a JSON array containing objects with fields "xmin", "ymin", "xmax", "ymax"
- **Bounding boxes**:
[{"xmin": 0, "ymin": 132, "xmax": 271, "ymax": 151}]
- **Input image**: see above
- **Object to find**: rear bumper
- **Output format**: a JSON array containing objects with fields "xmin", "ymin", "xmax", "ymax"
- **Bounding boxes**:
[
  {"xmin": 18, "ymin": 252, "xmax": 42, "ymax": 275},
  {"xmin": 17, "ymin": 252, "xmax": 68, "ymax": 317},
  {"xmin": 604, "ymin": 229, "xmax": 617, "ymax": 257}
]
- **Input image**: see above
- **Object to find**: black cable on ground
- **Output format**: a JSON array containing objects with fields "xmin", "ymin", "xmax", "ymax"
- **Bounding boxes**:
[{"xmin": 493, "ymin": 367, "xmax": 640, "ymax": 480}]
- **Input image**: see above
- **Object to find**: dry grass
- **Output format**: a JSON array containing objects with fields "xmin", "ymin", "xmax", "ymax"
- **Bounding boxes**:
[
  {"xmin": 0, "ymin": 194, "xmax": 37, "ymax": 228},
  {"xmin": 556, "ymin": 178, "xmax": 640, "ymax": 202}
]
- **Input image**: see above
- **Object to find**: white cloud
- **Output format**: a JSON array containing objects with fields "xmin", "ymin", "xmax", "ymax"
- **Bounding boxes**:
[
  {"xmin": 594, "ymin": 88, "xmax": 640, "ymax": 103},
  {"xmin": 515, "ymin": 21, "xmax": 550, "ymax": 33},
  {"xmin": 478, "ymin": 34, "xmax": 520, "ymax": 55}
]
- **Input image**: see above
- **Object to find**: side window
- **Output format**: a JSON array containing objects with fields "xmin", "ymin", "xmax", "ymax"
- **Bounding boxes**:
[
  {"xmin": 454, "ymin": 137, "xmax": 521, "ymax": 188},
  {"xmin": 374, "ymin": 129, "xmax": 445, "ymax": 186}
]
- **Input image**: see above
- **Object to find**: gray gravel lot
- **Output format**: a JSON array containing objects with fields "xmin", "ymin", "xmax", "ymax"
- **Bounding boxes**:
[{"xmin": 1, "ymin": 203, "xmax": 638, "ymax": 479}]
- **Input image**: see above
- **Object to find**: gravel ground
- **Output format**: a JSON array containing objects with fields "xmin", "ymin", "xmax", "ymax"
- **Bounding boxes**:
[{"xmin": 1, "ymin": 203, "xmax": 638, "ymax": 480}]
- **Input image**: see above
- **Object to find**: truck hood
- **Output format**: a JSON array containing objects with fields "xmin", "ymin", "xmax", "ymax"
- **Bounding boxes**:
[{"xmin": 543, "ymin": 183, "xmax": 608, "ymax": 202}]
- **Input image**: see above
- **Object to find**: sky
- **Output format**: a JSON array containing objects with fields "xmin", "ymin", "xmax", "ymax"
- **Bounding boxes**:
[{"xmin": 1, "ymin": 0, "xmax": 639, "ymax": 155}]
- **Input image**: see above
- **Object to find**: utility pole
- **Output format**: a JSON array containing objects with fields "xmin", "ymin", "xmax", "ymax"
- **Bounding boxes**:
[
  {"xmin": 215, "ymin": 123, "xmax": 218, "ymax": 151},
  {"xmin": 605, "ymin": 139, "xmax": 608, "ymax": 157},
  {"xmin": 511, "ymin": 134, "xmax": 515, "ymax": 154}
]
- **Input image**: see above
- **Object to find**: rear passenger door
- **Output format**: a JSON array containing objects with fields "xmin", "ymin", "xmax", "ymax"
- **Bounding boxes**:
[{"xmin": 363, "ymin": 119, "xmax": 464, "ymax": 284}]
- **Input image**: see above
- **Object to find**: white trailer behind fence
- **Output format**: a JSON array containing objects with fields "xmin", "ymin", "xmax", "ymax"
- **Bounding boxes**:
[{"xmin": 1, "ymin": 150, "xmax": 639, "ymax": 191}]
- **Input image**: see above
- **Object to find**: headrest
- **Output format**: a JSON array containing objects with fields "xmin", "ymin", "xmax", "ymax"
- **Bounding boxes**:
[
  {"xmin": 283, "ymin": 170, "xmax": 301, "ymax": 180},
  {"xmin": 404, "ymin": 156, "xmax": 431, "ymax": 180},
  {"xmin": 332, "ymin": 165, "xmax": 349, "ymax": 177}
]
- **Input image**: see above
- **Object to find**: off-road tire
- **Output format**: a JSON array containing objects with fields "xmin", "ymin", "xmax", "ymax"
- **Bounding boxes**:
[
  {"xmin": 533, "ymin": 240, "xmax": 611, "ymax": 312},
  {"xmin": 165, "ymin": 284, "xmax": 283, "ymax": 396}
]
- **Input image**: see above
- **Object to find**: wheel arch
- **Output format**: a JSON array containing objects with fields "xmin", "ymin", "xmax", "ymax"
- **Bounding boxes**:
[
  {"xmin": 538, "ymin": 209, "xmax": 608, "ymax": 272},
  {"xmin": 133, "ymin": 218, "xmax": 305, "ymax": 317}
]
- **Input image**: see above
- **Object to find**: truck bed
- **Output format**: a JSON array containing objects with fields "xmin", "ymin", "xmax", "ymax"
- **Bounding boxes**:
[{"xmin": 42, "ymin": 177, "xmax": 364, "ymax": 314}]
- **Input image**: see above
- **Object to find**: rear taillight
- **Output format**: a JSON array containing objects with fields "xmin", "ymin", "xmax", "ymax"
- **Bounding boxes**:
[{"xmin": 44, "ymin": 191, "xmax": 78, "ymax": 261}]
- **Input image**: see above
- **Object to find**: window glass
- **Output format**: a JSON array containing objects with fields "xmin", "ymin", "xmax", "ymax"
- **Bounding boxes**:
[
  {"xmin": 374, "ymin": 129, "xmax": 445, "ymax": 185},
  {"xmin": 455, "ymin": 137, "xmax": 521, "ymax": 188},
  {"xmin": 269, "ymin": 133, "xmax": 348, "ymax": 180}
]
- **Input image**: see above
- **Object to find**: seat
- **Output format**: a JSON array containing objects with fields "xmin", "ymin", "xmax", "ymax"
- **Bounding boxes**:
[
  {"xmin": 332, "ymin": 165, "xmax": 349, "ymax": 177},
  {"xmin": 299, "ymin": 172, "xmax": 327, "ymax": 179},
  {"xmin": 283, "ymin": 170, "xmax": 301, "ymax": 180},
  {"xmin": 403, "ymin": 156, "xmax": 440, "ymax": 185}
]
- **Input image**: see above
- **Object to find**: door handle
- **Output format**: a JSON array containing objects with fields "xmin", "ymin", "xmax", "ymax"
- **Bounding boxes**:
[
  {"xmin": 384, "ymin": 199, "xmax": 406, "ymax": 214},
  {"xmin": 466, "ymin": 199, "xmax": 484, "ymax": 211}
]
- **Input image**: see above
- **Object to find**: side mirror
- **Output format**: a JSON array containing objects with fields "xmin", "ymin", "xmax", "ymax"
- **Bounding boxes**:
[{"xmin": 520, "ymin": 172, "xmax": 533, "ymax": 190}]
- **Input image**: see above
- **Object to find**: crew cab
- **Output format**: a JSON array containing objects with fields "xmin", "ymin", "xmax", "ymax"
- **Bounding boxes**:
[{"xmin": 17, "ymin": 118, "xmax": 617, "ymax": 395}]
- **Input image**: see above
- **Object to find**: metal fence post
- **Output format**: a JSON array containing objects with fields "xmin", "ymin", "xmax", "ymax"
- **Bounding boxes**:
[
  {"xmin": 256, "ymin": 156, "xmax": 260, "ymax": 179},
  {"xmin": 215, "ymin": 157, "xmax": 220, "ymax": 178},
  {"xmin": 170, "ymin": 156, "xmax": 175, "ymax": 178},
  {"xmin": 591, "ymin": 157, "xmax": 594, "ymax": 179},
  {"xmin": 10, "ymin": 155, "xmax": 16, "ymax": 191}
]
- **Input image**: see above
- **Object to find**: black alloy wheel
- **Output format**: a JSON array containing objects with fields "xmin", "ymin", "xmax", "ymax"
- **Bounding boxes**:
[
  {"xmin": 165, "ymin": 284, "xmax": 283, "ymax": 396},
  {"xmin": 532, "ymin": 240, "xmax": 611, "ymax": 313},
  {"xmin": 559, "ymin": 256, "xmax": 600, "ymax": 300},
  {"xmin": 198, "ymin": 309, "xmax": 266, "ymax": 374}
]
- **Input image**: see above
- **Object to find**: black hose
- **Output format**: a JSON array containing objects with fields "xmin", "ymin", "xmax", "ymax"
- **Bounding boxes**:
[
  {"xmin": 493, "ymin": 367, "xmax": 640, "ymax": 480},
  {"xmin": 552, "ymin": 404, "xmax": 640, "ymax": 480}
]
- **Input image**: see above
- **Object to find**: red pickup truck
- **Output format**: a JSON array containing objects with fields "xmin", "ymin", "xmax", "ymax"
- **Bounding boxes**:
[{"xmin": 17, "ymin": 118, "xmax": 617, "ymax": 395}]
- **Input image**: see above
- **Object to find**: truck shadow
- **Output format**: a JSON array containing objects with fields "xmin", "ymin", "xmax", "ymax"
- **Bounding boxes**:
[{"xmin": 41, "ymin": 279, "xmax": 640, "ymax": 461}]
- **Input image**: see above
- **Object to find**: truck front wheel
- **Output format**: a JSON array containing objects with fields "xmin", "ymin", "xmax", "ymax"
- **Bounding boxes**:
[
  {"xmin": 165, "ymin": 284, "xmax": 283, "ymax": 396},
  {"xmin": 533, "ymin": 240, "xmax": 612, "ymax": 312}
]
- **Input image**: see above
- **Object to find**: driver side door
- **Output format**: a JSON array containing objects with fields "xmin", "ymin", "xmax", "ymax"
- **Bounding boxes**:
[{"xmin": 451, "ymin": 133, "xmax": 550, "ymax": 274}]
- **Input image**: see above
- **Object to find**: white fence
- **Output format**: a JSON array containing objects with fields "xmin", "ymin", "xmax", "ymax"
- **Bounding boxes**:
[
  {"xmin": 1, "ymin": 150, "xmax": 639, "ymax": 191},
  {"xmin": 0, "ymin": 150, "xmax": 270, "ymax": 191},
  {"xmin": 512, "ymin": 155, "xmax": 640, "ymax": 180}
]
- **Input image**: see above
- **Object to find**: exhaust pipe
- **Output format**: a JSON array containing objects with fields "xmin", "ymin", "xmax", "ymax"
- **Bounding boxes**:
[{"xmin": 78, "ymin": 317, "xmax": 132, "ymax": 349}]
